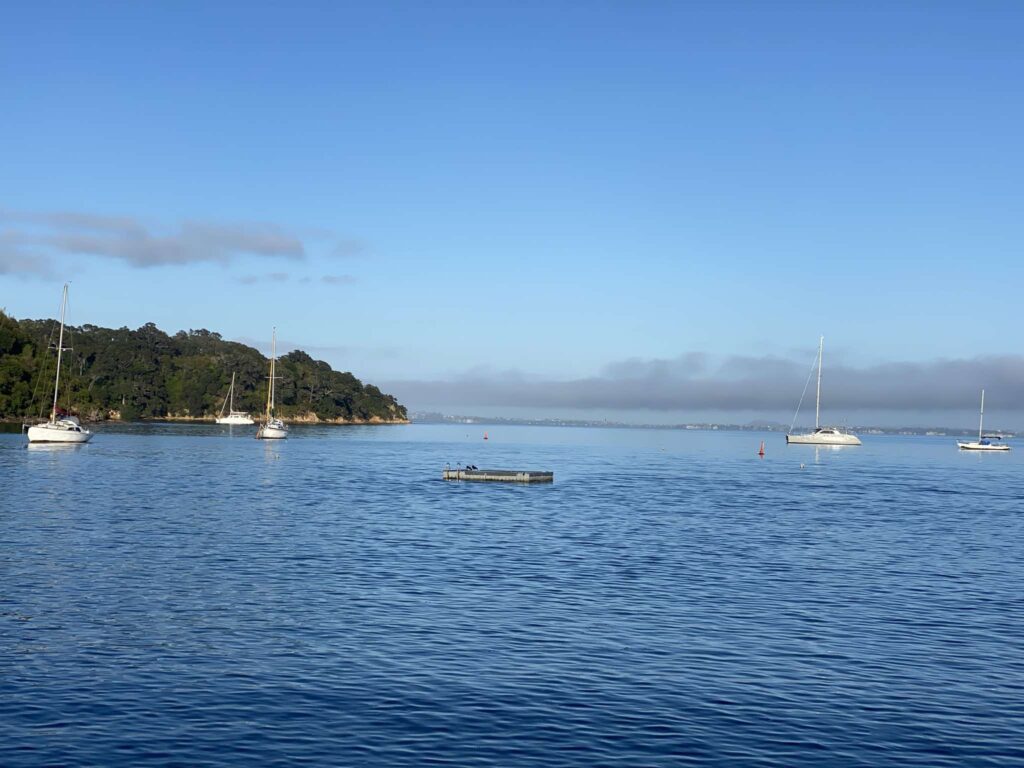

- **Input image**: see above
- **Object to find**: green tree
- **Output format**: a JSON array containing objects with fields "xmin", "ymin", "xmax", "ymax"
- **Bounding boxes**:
[{"xmin": 0, "ymin": 313, "xmax": 407, "ymax": 423}]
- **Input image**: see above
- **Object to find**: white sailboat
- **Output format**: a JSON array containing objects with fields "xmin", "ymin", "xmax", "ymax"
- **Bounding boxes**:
[
  {"xmin": 25, "ymin": 284, "xmax": 93, "ymax": 444},
  {"xmin": 786, "ymin": 336, "xmax": 861, "ymax": 446},
  {"xmin": 957, "ymin": 390, "xmax": 1010, "ymax": 451},
  {"xmin": 215, "ymin": 372, "xmax": 254, "ymax": 425},
  {"xmin": 256, "ymin": 328, "xmax": 288, "ymax": 440}
]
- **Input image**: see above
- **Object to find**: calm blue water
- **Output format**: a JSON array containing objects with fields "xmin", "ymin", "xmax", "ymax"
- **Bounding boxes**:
[{"xmin": 1, "ymin": 423, "xmax": 1022, "ymax": 766}]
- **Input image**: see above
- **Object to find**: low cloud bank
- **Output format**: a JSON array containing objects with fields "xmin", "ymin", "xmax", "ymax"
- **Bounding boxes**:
[
  {"xmin": 0, "ymin": 209, "xmax": 364, "ymax": 274},
  {"xmin": 383, "ymin": 353, "xmax": 1024, "ymax": 413}
]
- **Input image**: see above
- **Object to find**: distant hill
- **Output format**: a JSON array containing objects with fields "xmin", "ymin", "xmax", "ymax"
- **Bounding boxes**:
[{"xmin": 0, "ymin": 312, "xmax": 407, "ymax": 424}]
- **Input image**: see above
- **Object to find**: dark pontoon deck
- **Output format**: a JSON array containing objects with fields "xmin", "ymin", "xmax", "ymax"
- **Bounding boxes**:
[{"xmin": 443, "ymin": 468, "xmax": 554, "ymax": 483}]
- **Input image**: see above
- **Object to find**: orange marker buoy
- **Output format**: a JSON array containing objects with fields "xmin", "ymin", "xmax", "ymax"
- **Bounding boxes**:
[{"xmin": 758, "ymin": 440, "xmax": 765, "ymax": 457}]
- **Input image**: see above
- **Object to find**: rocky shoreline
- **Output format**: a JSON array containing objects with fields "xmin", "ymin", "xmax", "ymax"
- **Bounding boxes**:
[
  {"xmin": 3, "ymin": 412, "xmax": 409, "ymax": 425},
  {"xmin": 156, "ymin": 413, "xmax": 410, "ymax": 425}
]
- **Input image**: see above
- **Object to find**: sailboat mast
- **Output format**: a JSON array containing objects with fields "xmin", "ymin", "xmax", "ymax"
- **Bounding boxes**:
[
  {"xmin": 219, "ymin": 372, "xmax": 232, "ymax": 418},
  {"xmin": 50, "ymin": 283, "xmax": 69, "ymax": 423},
  {"xmin": 268, "ymin": 328, "xmax": 277, "ymax": 418},
  {"xmin": 979, "ymin": 389, "xmax": 985, "ymax": 442},
  {"xmin": 815, "ymin": 335, "xmax": 823, "ymax": 430}
]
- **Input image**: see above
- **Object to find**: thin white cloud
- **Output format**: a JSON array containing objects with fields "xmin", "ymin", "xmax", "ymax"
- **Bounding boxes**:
[
  {"xmin": 0, "ymin": 209, "xmax": 307, "ymax": 269},
  {"xmin": 24, "ymin": 210, "xmax": 145, "ymax": 234},
  {"xmin": 321, "ymin": 274, "xmax": 357, "ymax": 285},
  {"xmin": 331, "ymin": 239, "xmax": 368, "ymax": 258},
  {"xmin": 0, "ymin": 231, "xmax": 53, "ymax": 277},
  {"xmin": 239, "ymin": 272, "xmax": 291, "ymax": 284},
  {"xmin": 0, "ymin": 249, "xmax": 52, "ymax": 277}
]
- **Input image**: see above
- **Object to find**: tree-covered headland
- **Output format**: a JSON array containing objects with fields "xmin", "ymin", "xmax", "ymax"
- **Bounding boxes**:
[{"xmin": 0, "ymin": 312, "xmax": 407, "ymax": 423}]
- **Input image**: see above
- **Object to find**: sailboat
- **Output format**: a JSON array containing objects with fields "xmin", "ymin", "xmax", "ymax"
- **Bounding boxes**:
[
  {"xmin": 786, "ymin": 336, "xmax": 861, "ymax": 446},
  {"xmin": 25, "ymin": 284, "xmax": 93, "ymax": 444},
  {"xmin": 255, "ymin": 328, "xmax": 288, "ymax": 440},
  {"xmin": 957, "ymin": 390, "xmax": 1010, "ymax": 451},
  {"xmin": 215, "ymin": 372, "xmax": 254, "ymax": 425}
]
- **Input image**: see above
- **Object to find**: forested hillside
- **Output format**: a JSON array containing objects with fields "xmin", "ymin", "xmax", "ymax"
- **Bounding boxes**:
[{"xmin": 0, "ymin": 312, "xmax": 407, "ymax": 423}]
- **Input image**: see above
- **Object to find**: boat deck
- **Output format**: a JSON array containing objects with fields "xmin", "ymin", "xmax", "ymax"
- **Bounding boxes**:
[{"xmin": 443, "ymin": 468, "xmax": 554, "ymax": 483}]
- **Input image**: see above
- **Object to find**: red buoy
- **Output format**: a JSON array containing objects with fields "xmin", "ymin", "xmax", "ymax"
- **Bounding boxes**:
[
  {"xmin": 483, "ymin": 432, "xmax": 488, "ymax": 440},
  {"xmin": 758, "ymin": 440, "xmax": 765, "ymax": 457}
]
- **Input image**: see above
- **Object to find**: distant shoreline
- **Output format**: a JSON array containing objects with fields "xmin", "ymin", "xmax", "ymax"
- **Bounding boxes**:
[
  {"xmin": 0, "ymin": 414, "xmax": 1007, "ymax": 437},
  {"xmin": 408, "ymin": 413, "xmax": 1007, "ymax": 438}
]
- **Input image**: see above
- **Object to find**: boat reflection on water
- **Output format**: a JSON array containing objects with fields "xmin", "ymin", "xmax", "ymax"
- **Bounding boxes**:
[
  {"xmin": 25, "ymin": 441, "xmax": 90, "ymax": 452},
  {"xmin": 260, "ymin": 439, "xmax": 284, "ymax": 472},
  {"xmin": 812, "ymin": 444, "xmax": 850, "ymax": 464}
]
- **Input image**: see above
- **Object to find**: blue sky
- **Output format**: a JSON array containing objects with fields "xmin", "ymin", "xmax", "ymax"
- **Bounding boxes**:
[{"xmin": 2, "ymin": 2, "xmax": 1023, "ymax": 425}]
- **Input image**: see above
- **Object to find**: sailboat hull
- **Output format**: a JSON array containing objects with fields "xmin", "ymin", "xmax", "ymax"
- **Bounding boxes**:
[
  {"xmin": 786, "ymin": 431, "xmax": 861, "ymax": 446},
  {"xmin": 216, "ymin": 413, "xmax": 254, "ymax": 425},
  {"xmin": 256, "ymin": 419, "xmax": 288, "ymax": 439},
  {"xmin": 957, "ymin": 441, "xmax": 1010, "ymax": 451},
  {"xmin": 26, "ymin": 422, "xmax": 93, "ymax": 443}
]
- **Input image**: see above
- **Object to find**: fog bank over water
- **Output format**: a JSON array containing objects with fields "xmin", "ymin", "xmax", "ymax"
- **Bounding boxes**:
[
  {"xmin": 410, "ymin": 406, "xmax": 1013, "ymax": 432},
  {"xmin": 385, "ymin": 352, "xmax": 1024, "ymax": 430}
]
